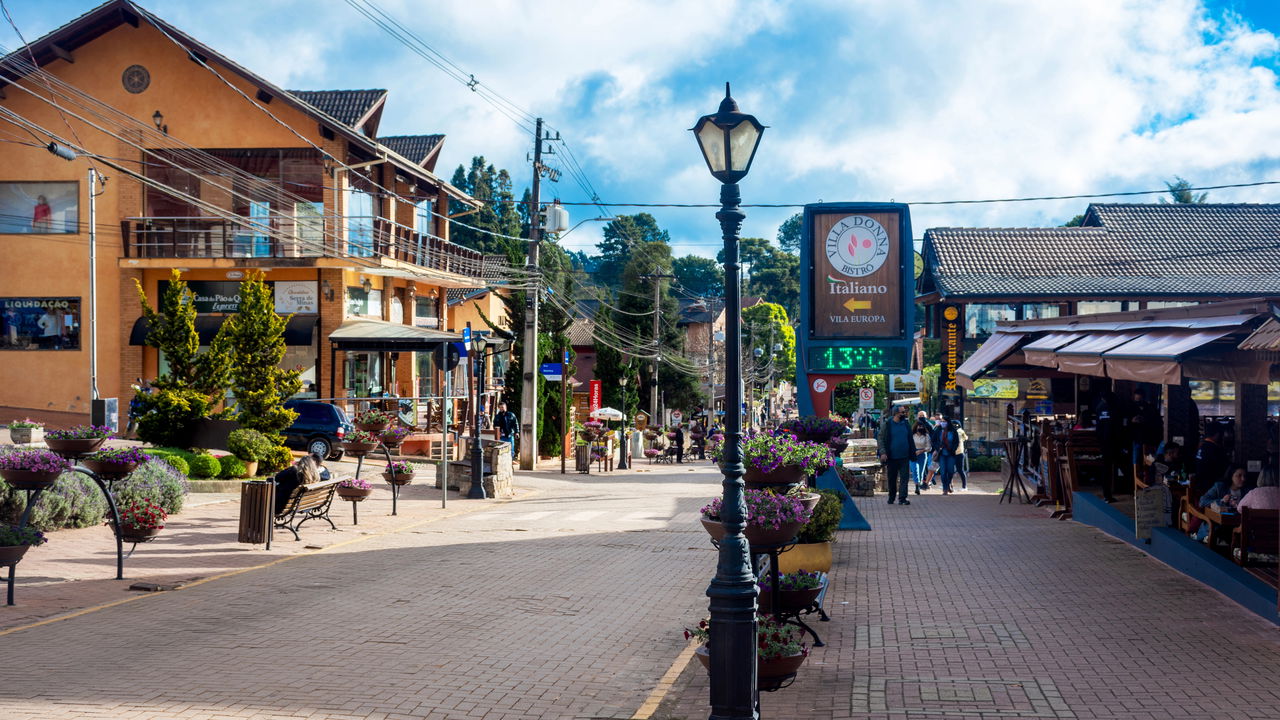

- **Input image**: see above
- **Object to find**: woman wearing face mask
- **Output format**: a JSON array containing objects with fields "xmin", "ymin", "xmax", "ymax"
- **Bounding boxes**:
[{"xmin": 911, "ymin": 418, "xmax": 932, "ymax": 494}]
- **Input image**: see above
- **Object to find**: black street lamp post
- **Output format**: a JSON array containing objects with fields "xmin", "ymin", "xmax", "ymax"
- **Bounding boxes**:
[
  {"xmin": 469, "ymin": 331, "xmax": 489, "ymax": 499},
  {"xmin": 692, "ymin": 83, "xmax": 765, "ymax": 720}
]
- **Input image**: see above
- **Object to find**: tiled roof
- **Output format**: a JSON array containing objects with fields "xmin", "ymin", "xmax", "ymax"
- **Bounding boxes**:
[
  {"xmin": 287, "ymin": 89, "xmax": 387, "ymax": 128},
  {"xmin": 380, "ymin": 135, "xmax": 444, "ymax": 165},
  {"xmin": 924, "ymin": 203, "xmax": 1280, "ymax": 298},
  {"xmin": 568, "ymin": 319, "xmax": 595, "ymax": 347}
]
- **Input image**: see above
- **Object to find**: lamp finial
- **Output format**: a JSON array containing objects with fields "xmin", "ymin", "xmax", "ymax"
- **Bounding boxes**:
[{"xmin": 718, "ymin": 82, "xmax": 738, "ymax": 114}]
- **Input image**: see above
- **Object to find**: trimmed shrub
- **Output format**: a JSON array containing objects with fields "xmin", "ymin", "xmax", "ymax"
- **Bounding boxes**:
[
  {"xmin": 227, "ymin": 428, "xmax": 273, "ymax": 463},
  {"xmin": 797, "ymin": 489, "xmax": 843, "ymax": 544},
  {"xmin": 187, "ymin": 453, "xmax": 221, "ymax": 479},
  {"xmin": 0, "ymin": 472, "xmax": 108, "ymax": 531},
  {"xmin": 117, "ymin": 460, "xmax": 189, "ymax": 515},
  {"xmin": 156, "ymin": 454, "xmax": 190, "ymax": 476},
  {"xmin": 259, "ymin": 444, "xmax": 294, "ymax": 474},
  {"xmin": 218, "ymin": 455, "xmax": 247, "ymax": 479},
  {"xmin": 968, "ymin": 455, "xmax": 1002, "ymax": 472}
]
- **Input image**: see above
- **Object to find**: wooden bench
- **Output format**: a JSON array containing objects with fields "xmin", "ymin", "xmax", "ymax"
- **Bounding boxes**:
[
  {"xmin": 1231, "ymin": 507, "xmax": 1279, "ymax": 569},
  {"xmin": 275, "ymin": 478, "xmax": 340, "ymax": 540}
]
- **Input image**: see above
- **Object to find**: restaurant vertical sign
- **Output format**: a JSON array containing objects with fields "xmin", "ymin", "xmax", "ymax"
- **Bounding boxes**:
[{"xmin": 940, "ymin": 304, "xmax": 964, "ymax": 394}]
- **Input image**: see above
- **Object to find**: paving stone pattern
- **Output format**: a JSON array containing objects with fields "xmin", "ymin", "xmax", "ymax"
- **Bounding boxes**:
[
  {"xmin": 658, "ymin": 486, "xmax": 1280, "ymax": 720},
  {"xmin": 0, "ymin": 464, "xmax": 724, "ymax": 720}
]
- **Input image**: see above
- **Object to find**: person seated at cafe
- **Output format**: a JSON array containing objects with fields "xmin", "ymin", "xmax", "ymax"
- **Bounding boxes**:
[
  {"xmin": 1198, "ymin": 464, "xmax": 1251, "ymax": 512},
  {"xmin": 1145, "ymin": 442, "xmax": 1184, "ymax": 486},
  {"xmin": 1237, "ymin": 468, "xmax": 1280, "ymax": 511},
  {"xmin": 1192, "ymin": 425, "xmax": 1229, "ymax": 498}
]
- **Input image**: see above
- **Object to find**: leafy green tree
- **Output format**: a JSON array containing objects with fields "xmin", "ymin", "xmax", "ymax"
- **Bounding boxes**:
[
  {"xmin": 742, "ymin": 302, "xmax": 796, "ymax": 382},
  {"xmin": 673, "ymin": 255, "xmax": 724, "ymax": 297},
  {"xmin": 594, "ymin": 214, "xmax": 670, "ymax": 288},
  {"xmin": 747, "ymin": 249, "xmax": 801, "ymax": 319},
  {"xmin": 133, "ymin": 270, "xmax": 233, "ymax": 447},
  {"xmin": 1062, "ymin": 214, "xmax": 1084, "ymax": 227},
  {"xmin": 222, "ymin": 270, "xmax": 301, "ymax": 435},
  {"xmin": 1161, "ymin": 176, "xmax": 1208, "ymax": 204},
  {"xmin": 716, "ymin": 236, "xmax": 773, "ymax": 274},
  {"xmin": 618, "ymin": 241, "xmax": 704, "ymax": 415},
  {"xmin": 777, "ymin": 212, "xmax": 803, "ymax": 254}
]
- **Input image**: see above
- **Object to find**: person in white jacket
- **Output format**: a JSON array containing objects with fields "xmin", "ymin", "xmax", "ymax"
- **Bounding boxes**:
[{"xmin": 955, "ymin": 422, "xmax": 970, "ymax": 490}]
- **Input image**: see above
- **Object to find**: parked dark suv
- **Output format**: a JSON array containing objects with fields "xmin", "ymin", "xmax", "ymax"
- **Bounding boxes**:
[{"xmin": 282, "ymin": 400, "xmax": 353, "ymax": 461}]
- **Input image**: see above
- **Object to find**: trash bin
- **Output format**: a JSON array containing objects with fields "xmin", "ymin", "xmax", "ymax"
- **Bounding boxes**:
[
  {"xmin": 575, "ymin": 444, "xmax": 590, "ymax": 472},
  {"xmin": 238, "ymin": 480, "xmax": 274, "ymax": 545}
]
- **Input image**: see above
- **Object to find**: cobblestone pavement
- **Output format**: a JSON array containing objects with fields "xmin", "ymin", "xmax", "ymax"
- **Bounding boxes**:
[
  {"xmin": 0, "ymin": 460, "xmax": 725, "ymax": 720},
  {"xmin": 657, "ymin": 482, "xmax": 1280, "ymax": 720}
]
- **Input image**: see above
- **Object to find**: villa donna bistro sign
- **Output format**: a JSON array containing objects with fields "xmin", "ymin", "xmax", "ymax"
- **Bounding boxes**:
[
  {"xmin": 159, "ymin": 280, "xmax": 318, "ymax": 315},
  {"xmin": 811, "ymin": 211, "xmax": 903, "ymax": 339}
]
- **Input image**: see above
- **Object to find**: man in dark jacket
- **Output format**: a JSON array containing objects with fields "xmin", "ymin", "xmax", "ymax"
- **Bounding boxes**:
[
  {"xmin": 494, "ymin": 402, "xmax": 518, "ymax": 444},
  {"xmin": 674, "ymin": 423, "xmax": 685, "ymax": 464},
  {"xmin": 878, "ymin": 404, "xmax": 917, "ymax": 505},
  {"xmin": 933, "ymin": 414, "xmax": 963, "ymax": 494}
]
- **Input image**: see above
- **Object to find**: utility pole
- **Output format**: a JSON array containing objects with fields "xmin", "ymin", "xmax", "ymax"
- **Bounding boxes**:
[
  {"xmin": 519, "ymin": 118, "xmax": 558, "ymax": 471},
  {"xmin": 641, "ymin": 272, "xmax": 674, "ymax": 424}
]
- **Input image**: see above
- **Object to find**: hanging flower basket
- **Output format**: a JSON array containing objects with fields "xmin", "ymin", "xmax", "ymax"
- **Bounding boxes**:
[
  {"xmin": 82, "ymin": 447, "xmax": 149, "ymax": 479},
  {"xmin": 700, "ymin": 490, "xmax": 812, "ymax": 548},
  {"xmin": 0, "ymin": 468, "xmax": 61, "ymax": 491},
  {"xmin": 383, "ymin": 460, "xmax": 416, "ymax": 486},
  {"xmin": 743, "ymin": 464, "xmax": 806, "ymax": 489},
  {"xmin": 0, "ymin": 448, "xmax": 70, "ymax": 490},
  {"xmin": 342, "ymin": 430, "xmax": 380, "ymax": 457},
  {"xmin": 353, "ymin": 408, "xmax": 393, "ymax": 434},
  {"xmin": 687, "ymin": 615, "xmax": 809, "ymax": 691},
  {"xmin": 693, "ymin": 646, "xmax": 807, "ymax": 688},
  {"xmin": 119, "ymin": 525, "xmax": 162, "ymax": 544},
  {"xmin": 0, "ymin": 544, "xmax": 31, "ymax": 566},
  {"xmin": 757, "ymin": 571, "xmax": 826, "ymax": 614},
  {"xmin": 337, "ymin": 486, "xmax": 373, "ymax": 501},
  {"xmin": 45, "ymin": 437, "xmax": 107, "ymax": 458}
]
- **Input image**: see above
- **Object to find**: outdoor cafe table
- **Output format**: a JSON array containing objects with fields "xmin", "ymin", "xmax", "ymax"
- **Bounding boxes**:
[{"xmin": 1202, "ymin": 506, "xmax": 1241, "ymax": 550}]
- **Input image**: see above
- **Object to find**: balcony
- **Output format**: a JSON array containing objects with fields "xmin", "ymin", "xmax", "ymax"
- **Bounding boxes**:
[{"xmin": 120, "ymin": 216, "xmax": 486, "ymax": 279}]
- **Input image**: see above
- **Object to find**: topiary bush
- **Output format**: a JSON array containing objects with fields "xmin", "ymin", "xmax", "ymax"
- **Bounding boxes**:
[
  {"xmin": 259, "ymin": 444, "xmax": 294, "ymax": 474},
  {"xmin": 117, "ymin": 459, "xmax": 189, "ymax": 515},
  {"xmin": 156, "ymin": 454, "xmax": 190, "ymax": 476},
  {"xmin": 217, "ymin": 455, "xmax": 247, "ymax": 479},
  {"xmin": 797, "ymin": 489, "xmax": 843, "ymax": 544},
  {"xmin": 0, "ymin": 472, "xmax": 108, "ymax": 531},
  {"xmin": 227, "ymin": 428, "xmax": 274, "ymax": 463},
  {"xmin": 187, "ymin": 453, "xmax": 221, "ymax": 479},
  {"xmin": 967, "ymin": 454, "xmax": 1002, "ymax": 472}
]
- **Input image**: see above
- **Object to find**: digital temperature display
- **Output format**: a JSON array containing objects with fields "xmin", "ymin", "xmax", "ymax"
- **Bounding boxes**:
[{"xmin": 808, "ymin": 345, "xmax": 909, "ymax": 373}]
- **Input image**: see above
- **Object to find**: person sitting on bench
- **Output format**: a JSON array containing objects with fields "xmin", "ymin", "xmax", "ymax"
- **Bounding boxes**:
[{"xmin": 273, "ymin": 453, "xmax": 327, "ymax": 515}]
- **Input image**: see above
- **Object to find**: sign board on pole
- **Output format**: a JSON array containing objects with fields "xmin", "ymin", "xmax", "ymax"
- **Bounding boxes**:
[
  {"xmin": 635, "ymin": 411, "xmax": 649, "ymax": 430},
  {"xmin": 462, "ymin": 326, "xmax": 472, "ymax": 348},
  {"xmin": 859, "ymin": 387, "xmax": 875, "ymax": 409},
  {"xmin": 671, "ymin": 410, "xmax": 683, "ymax": 423},
  {"xmin": 940, "ymin": 303, "xmax": 964, "ymax": 395},
  {"xmin": 589, "ymin": 380, "xmax": 602, "ymax": 412},
  {"xmin": 539, "ymin": 362, "xmax": 563, "ymax": 381}
]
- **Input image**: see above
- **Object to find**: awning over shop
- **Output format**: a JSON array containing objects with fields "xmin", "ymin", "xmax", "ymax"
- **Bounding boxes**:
[
  {"xmin": 955, "ymin": 332, "xmax": 1025, "ymax": 389},
  {"xmin": 1239, "ymin": 318, "xmax": 1280, "ymax": 351},
  {"xmin": 1101, "ymin": 328, "xmax": 1238, "ymax": 384},
  {"xmin": 1049, "ymin": 331, "xmax": 1143, "ymax": 377},
  {"xmin": 1022, "ymin": 332, "xmax": 1087, "ymax": 369},
  {"xmin": 328, "ymin": 318, "xmax": 461, "ymax": 351},
  {"xmin": 129, "ymin": 315, "xmax": 318, "ymax": 346}
]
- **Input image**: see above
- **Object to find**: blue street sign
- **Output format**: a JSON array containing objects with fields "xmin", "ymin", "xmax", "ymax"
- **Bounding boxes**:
[
  {"xmin": 540, "ymin": 362, "xmax": 563, "ymax": 378},
  {"xmin": 462, "ymin": 326, "xmax": 472, "ymax": 347},
  {"xmin": 452, "ymin": 341, "xmax": 468, "ymax": 358}
]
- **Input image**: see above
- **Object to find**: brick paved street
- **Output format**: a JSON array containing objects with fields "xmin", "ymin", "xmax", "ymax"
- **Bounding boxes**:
[
  {"xmin": 0, "ymin": 461, "xmax": 724, "ymax": 720},
  {"xmin": 657, "ymin": 484, "xmax": 1280, "ymax": 720}
]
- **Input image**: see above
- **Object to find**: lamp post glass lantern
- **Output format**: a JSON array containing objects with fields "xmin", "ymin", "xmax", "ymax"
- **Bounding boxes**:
[
  {"xmin": 692, "ymin": 83, "xmax": 765, "ymax": 719},
  {"xmin": 469, "ymin": 332, "xmax": 488, "ymax": 499}
]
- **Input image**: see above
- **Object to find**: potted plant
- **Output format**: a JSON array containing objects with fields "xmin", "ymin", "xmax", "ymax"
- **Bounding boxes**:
[
  {"xmin": 117, "ymin": 498, "xmax": 167, "ymax": 543},
  {"xmin": 777, "ymin": 489, "xmax": 843, "ymax": 574},
  {"xmin": 82, "ymin": 446, "xmax": 150, "ymax": 478},
  {"xmin": 44, "ymin": 424, "xmax": 112, "ymax": 457},
  {"xmin": 379, "ymin": 426, "xmax": 412, "ymax": 448},
  {"xmin": 687, "ymin": 614, "xmax": 809, "ymax": 689},
  {"xmin": 716, "ymin": 432, "xmax": 833, "ymax": 488},
  {"xmin": 383, "ymin": 460, "xmax": 416, "ymax": 485},
  {"xmin": 700, "ymin": 489, "xmax": 813, "ymax": 547},
  {"xmin": 779, "ymin": 416, "xmax": 847, "ymax": 444},
  {"xmin": 580, "ymin": 419, "xmax": 604, "ymax": 441},
  {"xmin": 227, "ymin": 428, "xmax": 274, "ymax": 477},
  {"xmin": 353, "ymin": 407, "xmax": 393, "ymax": 433},
  {"xmin": 0, "ymin": 447, "xmax": 70, "ymax": 490},
  {"xmin": 7, "ymin": 418, "xmax": 43, "ymax": 445},
  {"xmin": 643, "ymin": 448, "xmax": 661, "ymax": 462},
  {"xmin": 342, "ymin": 429, "xmax": 380, "ymax": 457},
  {"xmin": 643, "ymin": 429, "xmax": 659, "ymax": 441},
  {"xmin": 757, "ymin": 570, "xmax": 826, "ymax": 614},
  {"xmin": 336, "ymin": 476, "xmax": 373, "ymax": 501},
  {"xmin": 0, "ymin": 524, "xmax": 47, "ymax": 566}
]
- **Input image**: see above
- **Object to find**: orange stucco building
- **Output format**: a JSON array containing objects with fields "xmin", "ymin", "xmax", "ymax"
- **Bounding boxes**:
[{"xmin": 0, "ymin": 0, "xmax": 510, "ymax": 428}]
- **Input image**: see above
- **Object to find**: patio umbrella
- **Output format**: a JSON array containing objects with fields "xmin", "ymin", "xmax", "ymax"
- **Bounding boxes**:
[{"xmin": 590, "ymin": 407, "xmax": 625, "ymax": 421}]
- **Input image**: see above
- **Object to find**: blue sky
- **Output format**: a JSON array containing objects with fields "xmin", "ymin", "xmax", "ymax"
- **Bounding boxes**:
[{"xmin": 12, "ymin": 0, "xmax": 1280, "ymax": 259}]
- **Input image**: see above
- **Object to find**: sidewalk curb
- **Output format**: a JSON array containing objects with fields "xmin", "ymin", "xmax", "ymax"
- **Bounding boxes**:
[{"xmin": 0, "ymin": 488, "xmax": 539, "ymax": 638}]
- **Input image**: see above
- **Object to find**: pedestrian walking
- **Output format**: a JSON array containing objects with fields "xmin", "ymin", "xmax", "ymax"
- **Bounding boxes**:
[
  {"xmin": 910, "ymin": 418, "xmax": 932, "ymax": 495},
  {"xmin": 674, "ymin": 423, "xmax": 685, "ymax": 464},
  {"xmin": 878, "ymin": 404, "xmax": 916, "ymax": 505},
  {"xmin": 494, "ymin": 402, "xmax": 518, "ymax": 446},
  {"xmin": 955, "ymin": 420, "xmax": 969, "ymax": 490},
  {"xmin": 934, "ymin": 413, "xmax": 962, "ymax": 495}
]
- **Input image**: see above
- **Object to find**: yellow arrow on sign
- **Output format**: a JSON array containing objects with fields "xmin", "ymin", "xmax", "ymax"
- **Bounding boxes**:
[{"xmin": 844, "ymin": 299, "xmax": 872, "ymax": 311}]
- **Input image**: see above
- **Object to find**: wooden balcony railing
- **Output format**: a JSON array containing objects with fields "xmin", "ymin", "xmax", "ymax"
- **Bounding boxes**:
[{"xmin": 120, "ymin": 216, "xmax": 486, "ymax": 279}]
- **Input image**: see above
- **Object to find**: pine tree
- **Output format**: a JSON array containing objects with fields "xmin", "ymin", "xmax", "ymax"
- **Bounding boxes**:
[
  {"xmin": 133, "ymin": 270, "xmax": 233, "ymax": 447},
  {"xmin": 222, "ymin": 270, "xmax": 301, "ymax": 435}
]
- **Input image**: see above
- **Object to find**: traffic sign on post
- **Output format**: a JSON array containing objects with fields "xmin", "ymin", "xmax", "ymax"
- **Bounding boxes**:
[
  {"xmin": 462, "ymin": 325, "xmax": 472, "ymax": 348},
  {"xmin": 540, "ymin": 363, "xmax": 563, "ymax": 381},
  {"xmin": 859, "ymin": 387, "xmax": 875, "ymax": 409}
]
